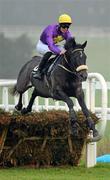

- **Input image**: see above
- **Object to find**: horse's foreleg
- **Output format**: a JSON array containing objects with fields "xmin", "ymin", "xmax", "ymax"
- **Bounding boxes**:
[
  {"xmin": 15, "ymin": 93, "xmax": 23, "ymax": 111},
  {"xmin": 21, "ymin": 88, "xmax": 37, "ymax": 114},
  {"xmin": 52, "ymin": 88, "xmax": 79, "ymax": 136},
  {"xmin": 77, "ymin": 91, "xmax": 99, "ymax": 138},
  {"xmin": 53, "ymin": 88, "xmax": 76, "ymax": 117}
]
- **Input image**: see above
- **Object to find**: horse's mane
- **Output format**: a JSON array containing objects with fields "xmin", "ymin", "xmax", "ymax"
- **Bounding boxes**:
[
  {"xmin": 64, "ymin": 37, "xmax": 76, "ymax": 50},
  {"xmin": 64, "ymin": 37, "xmax": 82, "ymax": 50}
]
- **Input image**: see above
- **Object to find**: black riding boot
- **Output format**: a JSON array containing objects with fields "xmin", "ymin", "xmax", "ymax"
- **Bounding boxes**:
[{"xmin": 33, "ymin": 52, "xmax": 52, "ymax": 79}]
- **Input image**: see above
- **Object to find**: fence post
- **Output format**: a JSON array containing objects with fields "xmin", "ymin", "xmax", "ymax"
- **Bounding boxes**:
[
  {"xmin": 45, "ymin": 99, "xmax": 49, "ymax": 110},
  {"xmin": 55, "ymin": 101, "xmax": 60, "ymax": 110},
  {"xmin": 86, "ymin": 78, "xmax": 97, "ymax": 167},
  {"xmin": 86, "ymin": 73, "xmax": 107, "ymax": 168},
  {"xmin": 34, "ymin": 97, "xmax": 39, "ymax": 111},
  {"xmin": 2, "ymin": 87, "xmax": 9, "ymax": 111}
]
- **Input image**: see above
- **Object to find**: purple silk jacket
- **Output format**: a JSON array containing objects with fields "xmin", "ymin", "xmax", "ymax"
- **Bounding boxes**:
[{"xmin": 40, "ymin": 24, "xmax": 72, "ymax": 54}]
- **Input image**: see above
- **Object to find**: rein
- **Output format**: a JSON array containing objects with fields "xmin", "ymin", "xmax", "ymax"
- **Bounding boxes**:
[{"xmin": 58, "ymin": 48, "xmax": 88, "ymax": 74}]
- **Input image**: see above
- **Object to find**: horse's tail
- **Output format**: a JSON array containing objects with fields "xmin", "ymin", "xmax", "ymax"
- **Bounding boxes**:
[
  {"xmin": 10, "ymin": 84, "xmax": 18, "ymax": 96},
  {"xmin": 10, "ymin": 56, "xmax": 41, "ymax": 96}
]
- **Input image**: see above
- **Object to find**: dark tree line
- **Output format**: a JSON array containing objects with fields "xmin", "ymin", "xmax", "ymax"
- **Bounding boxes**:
[{"xmin": 0, "ymin": 33, "xmax": 33, "ymax": 78}]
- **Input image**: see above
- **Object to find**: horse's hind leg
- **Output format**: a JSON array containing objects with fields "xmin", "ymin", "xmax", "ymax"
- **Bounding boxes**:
[
  {"xmin": 21, "ymin": 88, "xmax": 37, "ymax": 114},
  {"xmin": 15, "ymin": 93, "xmax": 23, "ymax": 111},
  {"xmin": 15, "ymin": 85, "xmax": 32, "ymax": 111}
]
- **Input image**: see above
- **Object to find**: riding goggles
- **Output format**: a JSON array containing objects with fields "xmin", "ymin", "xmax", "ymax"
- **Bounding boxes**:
[{"xmin": 60, "ymin": 23, "xmax": 71, "ymax": 29}]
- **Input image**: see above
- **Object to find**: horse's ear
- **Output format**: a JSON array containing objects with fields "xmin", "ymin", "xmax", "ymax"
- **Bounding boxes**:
[
  {"xmin": 71, "ymin": 37, "xmax": 77, "ymax": 47},
  {"xmin": 81, "ymin": 41, "xmax": 87, "ymax": 49}
]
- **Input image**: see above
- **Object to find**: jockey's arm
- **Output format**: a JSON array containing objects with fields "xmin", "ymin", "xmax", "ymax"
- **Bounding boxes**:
[
  {"xmin": 46, "ymin": 28, "xmax": 61, "ymax": 55},
  {"xmin": 47, "ymin": 37, "xmax": 61, "ymax": 55},
  {"xmin": 46, "ymin": 27, "xmax": 72, "ymax": 55}
]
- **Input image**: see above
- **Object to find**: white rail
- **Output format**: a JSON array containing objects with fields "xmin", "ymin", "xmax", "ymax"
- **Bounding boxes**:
[{"xmin": 0, "ymin": 78, "xmax": 109, "ymax": 115}]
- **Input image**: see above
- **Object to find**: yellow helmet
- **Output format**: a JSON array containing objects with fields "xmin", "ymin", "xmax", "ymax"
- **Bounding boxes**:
[{"xmin": 58, "ymin": 14, "xmax": 72, "ymax": 24}]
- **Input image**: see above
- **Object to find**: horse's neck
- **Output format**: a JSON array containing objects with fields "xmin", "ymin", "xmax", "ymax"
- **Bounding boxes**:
[{"xmin": 60, "ymin": 55, "xmax": 69, "ymax": 68}]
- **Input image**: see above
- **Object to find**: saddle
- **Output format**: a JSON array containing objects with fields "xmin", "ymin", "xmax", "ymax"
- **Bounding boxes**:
[
  {"xmin": 45, "ymin": 55, "xmax": 62, "ymax": 75},
  {"xmin": 32, "ymin": 55, "xmax": 61, "ymax": 78}
]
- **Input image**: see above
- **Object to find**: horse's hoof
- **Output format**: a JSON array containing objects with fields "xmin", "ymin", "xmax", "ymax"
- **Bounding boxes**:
[
  {"xmin": 87, "ymin": 130, "xmax": 102, "ymax": 142},
  {"xmin": 15, "ymin": 105, "xmax": 22, "ymax": 111},
  {"xmin": 93, "ymin": 129, "xmax": 99, "ymax": 137},
  {"xmin": 21, "ymin": 108, "xmax": 29, "ymax": 115},
  {"xmin": 87, "ymin": 135, "xmax": 102, "ymax": 143}
]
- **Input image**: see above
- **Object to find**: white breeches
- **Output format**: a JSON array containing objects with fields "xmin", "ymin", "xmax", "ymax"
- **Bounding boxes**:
[{"xmin": 36, "ymin": 40, "xmax": 63, "ymax": 55}]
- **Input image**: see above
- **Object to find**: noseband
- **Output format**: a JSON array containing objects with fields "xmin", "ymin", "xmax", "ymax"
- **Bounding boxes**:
[
  {"xmin": 71, "ymin": 48, "xmax": 88, "ymax": 72},
  {"xmin": 58, "ymin": 48, "xmax": 88, "ymax": 74}
]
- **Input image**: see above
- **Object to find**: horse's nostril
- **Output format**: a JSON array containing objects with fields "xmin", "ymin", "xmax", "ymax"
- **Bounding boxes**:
[{"xmin": 80, "ymin": 72, "xmax": 87, "ymax": 81}]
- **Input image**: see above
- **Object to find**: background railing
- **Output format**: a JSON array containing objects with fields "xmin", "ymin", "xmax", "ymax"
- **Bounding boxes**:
[{"xmin": 0, "ymin": 73, "xmax": 109, "ymax": 117}]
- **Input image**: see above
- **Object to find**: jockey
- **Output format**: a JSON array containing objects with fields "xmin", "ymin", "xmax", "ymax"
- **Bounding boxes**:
[{"xmin": 33, "ymin": 13, "xmax": 72, "ymax": 79}]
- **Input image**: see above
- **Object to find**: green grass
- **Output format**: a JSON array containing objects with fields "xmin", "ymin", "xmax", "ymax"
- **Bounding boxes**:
[
  {"xmin": 97, "ymin": 121, "xmax": 110, "ymax": 156},
  {"xmin": 0, "ymin": 164, "xmax": 110, "ymax": 180}
]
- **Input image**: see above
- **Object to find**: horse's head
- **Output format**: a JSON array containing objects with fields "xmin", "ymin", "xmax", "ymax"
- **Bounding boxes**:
[{"xmin": 64, "ymin": 37, "xmax": 88, "ymax": 81}]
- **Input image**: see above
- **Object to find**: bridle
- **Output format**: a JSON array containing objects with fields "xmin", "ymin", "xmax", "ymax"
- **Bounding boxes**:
[{"xmin": 58, "ymin": 48, "xmax": 88, "ymax": 75}]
